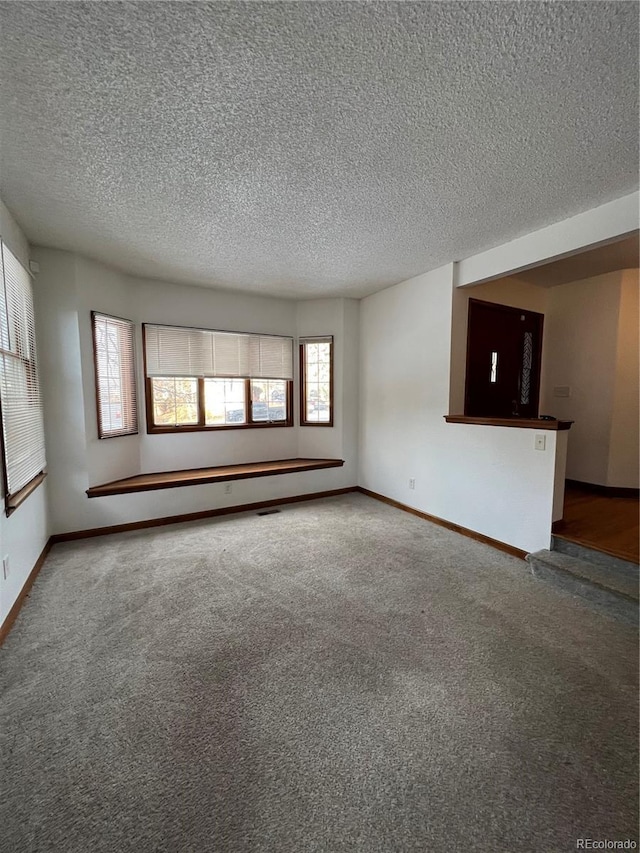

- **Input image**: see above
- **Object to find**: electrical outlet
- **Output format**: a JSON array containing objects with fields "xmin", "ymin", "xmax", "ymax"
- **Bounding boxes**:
[
  {"xmin": 409, "ymin": 478, "xmax": 416, "ymax": 490},
  {"xmin": 2, "ymin": 555, "xmax": 9, "ymax": 580},
  {"xmin": 224, "ymin": 483, "xmax": 232, "ymax": 495},
  {"xmin": 534, "ymin": 435, "xmax": 546, "ymax": 452}
]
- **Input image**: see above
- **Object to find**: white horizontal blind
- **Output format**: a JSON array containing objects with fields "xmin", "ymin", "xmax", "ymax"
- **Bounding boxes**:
[
  {"xmin": 299, "ymin": 335, "xmax": 333, "ymax": 345},
  {"xmin": 0, "ymin": 247, "xmax": 8, "ymax": 351},
  {"xmin": 92, "ymin": 313, "xmax": 138, "ymax": 438},
  {"xmin": 0, "ymin": 241, "xmax": 46, "ymax": 496},
  {"xmin": 249, "ymin": 335, "xmax": 293, "ymax": 380},
  {"xmin": 144, "ymin": 325, "xmax": 293, "ymax": 380}
]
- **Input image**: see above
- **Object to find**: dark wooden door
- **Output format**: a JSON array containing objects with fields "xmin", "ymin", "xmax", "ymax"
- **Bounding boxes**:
[{"xmin": 464, "ymin": 299, "xmax": 544, "ymax": 418}]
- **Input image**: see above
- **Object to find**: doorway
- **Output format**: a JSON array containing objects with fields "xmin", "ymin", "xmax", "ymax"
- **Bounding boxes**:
[
  {"xmin": 555, "ymin": 482, "xmax": 639, "ymax": 564},
  {"xmin": 464, "ymin": 299, "xmax": 544, "ymax": 418}
]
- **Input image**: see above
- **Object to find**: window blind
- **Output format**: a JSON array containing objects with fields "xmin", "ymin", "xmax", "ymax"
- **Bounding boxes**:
[
  {"xmin": 299, "ymin": 335, "xmax": 333, "ymax": 345},
  {"xmin": 0, "ymin": 247, "xmax": 7, "ymax": 351},
  {"xmin": 92, "ymin": 312, "xmax": 138, "ymax": 438},
  {"xmin": 0, "ymin": 241, "xmax": 46, "ymax": 497},
  {"xmin": 144, "ymin": 325, "xmax": 293, "ymax": 380}
]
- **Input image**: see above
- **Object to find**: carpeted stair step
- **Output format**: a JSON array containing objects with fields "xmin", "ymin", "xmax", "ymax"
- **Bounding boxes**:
[
  {"xmin": 526, "ymin": 549, "xmax": 639, "ymax": 625},
  {"xmin": 551, "ymin": 535, "xmax": 639, "ymax": 576}
]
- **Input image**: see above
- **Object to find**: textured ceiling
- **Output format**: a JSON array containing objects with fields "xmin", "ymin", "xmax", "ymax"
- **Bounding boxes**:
[
  {"xmin": 0, "ymin": 2, "xmax": 638, "ymax": 299},
  {"xmin": 514, "ymin": 232, "xmax": 639, "ymax": 288}
]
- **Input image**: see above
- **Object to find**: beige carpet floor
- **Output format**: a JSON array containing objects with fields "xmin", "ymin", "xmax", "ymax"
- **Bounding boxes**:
[{"xmin": 1, "ymin": 493, "xmax": 637, "ymax": 852}]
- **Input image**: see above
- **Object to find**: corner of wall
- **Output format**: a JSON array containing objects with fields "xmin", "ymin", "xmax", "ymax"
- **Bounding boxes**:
[
  {"xmin": 607, "ymin": 268, "xmax": 640, "ymax": 488},
  {"xmin": 341, "ymin": 298, "xmax": 360, "ymax": 486},
  {"xmin": 0, "ymin": 199, "xmax": 30, "ymax": 270}
]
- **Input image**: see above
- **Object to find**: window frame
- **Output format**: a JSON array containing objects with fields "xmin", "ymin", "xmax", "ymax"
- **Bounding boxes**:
[
  {"xmin": 0, "ymin": 241, "xmax": 47, "ymax": 515},
  {"xmin": 91, "ymin": 311, "xmax": 139, "ymax": 439},
  {"xmin": 299, "ymin": 336, "xmax": 334, "ymax": 428},
  {"xmin": 145, "ymin": 377, "xmax": 294, "ymax": 433},
  {"xmin": 142, "ymin": 325, "xmax": 294, "ymax": 434}
]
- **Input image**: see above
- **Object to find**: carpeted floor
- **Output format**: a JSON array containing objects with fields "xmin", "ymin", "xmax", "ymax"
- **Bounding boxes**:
[{"xmin": 1, "ymin": 493, "xmax": 638, "ymax": 852}]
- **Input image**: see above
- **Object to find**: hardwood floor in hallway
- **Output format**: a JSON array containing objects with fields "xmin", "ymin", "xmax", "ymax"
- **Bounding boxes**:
[{"xmin": 554, "ymin": 482, "xmax": 639, "ymax": 564}]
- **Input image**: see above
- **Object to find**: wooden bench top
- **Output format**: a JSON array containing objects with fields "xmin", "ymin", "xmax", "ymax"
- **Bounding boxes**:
[
  {"xmin": 444, "ymin": 415, "xmax": 573, "ymax": 430},
  {"xmin": 87, "ymin": 458, "xmax": 344, "ymax": 498}
]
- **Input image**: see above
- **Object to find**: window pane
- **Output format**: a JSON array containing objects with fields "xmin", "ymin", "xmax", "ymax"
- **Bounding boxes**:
[
  {"xmin": 318, "ymin": 343, "xmax": 331, "ymax": 363},
  {"xmin": 204, "ymin": 378, "xmax": 246, "ymax": 425},
  {"xmin": 251, "ymin": 379, "xmax": 287, "ymax": 422},
  {"xmin": 305, "ymin": 381, "xmax": 330, "ymax": 422},
  {"xmin": 520, "ymin": 333, "xmax": 533, "ymax": 405},
  {"xmin": 151, "ymin": 377, "xmax": 198, "ymax": 426}
]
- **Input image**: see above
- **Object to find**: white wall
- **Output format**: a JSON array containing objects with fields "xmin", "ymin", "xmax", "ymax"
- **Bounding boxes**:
[
  {"xmin": 608, "ymin": 270, "xmax": 639, "ymax": 488},
  {"xmin": 0, "ymin": 199, "xmax": 29, "ymax": 268},
  {"xmin": 131, "ymin": 275, "xmax": 299, "ymax": 475},
  {"xmin": 342, "ymin": 299, "xmax": 360, "ymax": 491},
  {"xmin": 359, "ymin": 263, "xmax": 558, "ymax": 554},
  {"xmin": 456, "ymin": 192, "xmax": 639, "ymax": 287},
  {"xmin": 32, "ymin": 249, "xmax": 359, "ymax": 536},
  {"xmin": 0, "ymin": 201, "xmax": 49, "ymax": 626},
  {"xmin": 553, "ymin": 430, "xmax": 569, "ymax": 522},
  {"xmin": 296, "ymin": 297, "xmax": 360, "ymax": 487},
  {"xmin": 31, "ymin": 251, "xmax": 88, "ymax": 536},
  {"xmin": 539, "ymin": 270, "xmax": 637, "ymax": 487}
]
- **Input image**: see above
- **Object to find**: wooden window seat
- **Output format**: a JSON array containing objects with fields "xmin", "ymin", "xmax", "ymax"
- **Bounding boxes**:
[{"xmin": 86, "ymin": 457, "xmax": 344, "ymax": 498}]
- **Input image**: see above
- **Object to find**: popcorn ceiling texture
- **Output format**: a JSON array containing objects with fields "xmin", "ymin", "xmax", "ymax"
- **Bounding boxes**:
[{"xmin": 0, "ymin": 1, "xmax": 637, "ymax": 298}]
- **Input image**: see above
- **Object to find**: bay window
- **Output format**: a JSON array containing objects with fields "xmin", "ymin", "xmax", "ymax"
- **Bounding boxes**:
[{"xmin": 143, "ymin": 324, "xmax": 293, "ymax": 432}]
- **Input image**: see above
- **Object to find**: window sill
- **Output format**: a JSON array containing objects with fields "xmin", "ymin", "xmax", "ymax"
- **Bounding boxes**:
[
  {"xmin": 147, "ymin": 421, "xmax": 293, "ymax": 434},
  {"xmin": 300, "ymin": 421, "xmax": 334, "ymax": 428},
  {"xmin": 6, "ymin": 471, "xmax": 47, "ymax": 516},
  {"xmin": 444, "ymin": 415, "xmax": 573, "ymax": 430},
  {"xmin": 87, "ymin": 457, "xmax": 344, "ymax": 498}
]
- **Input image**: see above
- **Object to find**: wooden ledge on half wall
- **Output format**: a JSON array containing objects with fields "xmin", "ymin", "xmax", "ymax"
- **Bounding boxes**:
[
  {"xmin": 86, "ymin": 458, "xmax": 345, "ymax": 498},
  {"xmin": 444, "ymin": 415, "xmax": 573, "ymax": 430}
]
